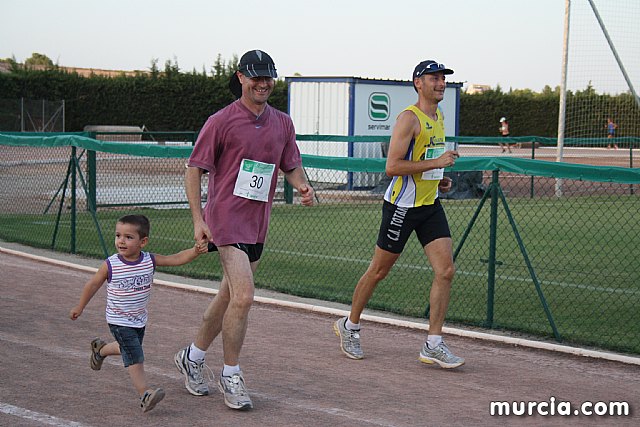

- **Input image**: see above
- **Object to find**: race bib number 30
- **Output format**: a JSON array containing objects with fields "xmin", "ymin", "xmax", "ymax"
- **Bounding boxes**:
[{"xmin": 233, "ymin": 159, "xmax": 275, "ymax": 202}]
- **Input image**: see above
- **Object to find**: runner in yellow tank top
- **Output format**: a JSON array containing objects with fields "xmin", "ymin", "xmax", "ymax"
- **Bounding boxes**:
[
  {"xmin": 384, "ymin": 104, "xmax": 446, "ymax": 207},
  {"xmin": 334, "ymin": 60, "xmax": 465, "ymax": 369}
]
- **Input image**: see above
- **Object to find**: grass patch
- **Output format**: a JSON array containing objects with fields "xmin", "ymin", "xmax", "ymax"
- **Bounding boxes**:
[{"xmin": 1, "ymin": 194, "xmax": 639, "ymax": 354}]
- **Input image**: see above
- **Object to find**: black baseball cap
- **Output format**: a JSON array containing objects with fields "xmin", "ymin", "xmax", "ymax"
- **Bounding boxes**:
[
  {"xmin": 413, "ymin": 60, "xmax": 454, "ymax": 79},
  {"xmin": 229, "ymin": 49, "xmax": 278, "ymax": 98}
]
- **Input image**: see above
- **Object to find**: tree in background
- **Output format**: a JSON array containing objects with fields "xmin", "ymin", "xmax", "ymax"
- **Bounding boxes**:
[
  {"xmin": 212, "ymin": 54, "xmax": 238, "ymax": 77},
  {"xmin": 24, "ymin": 53, "xmax": 55, "ymax": 69}
]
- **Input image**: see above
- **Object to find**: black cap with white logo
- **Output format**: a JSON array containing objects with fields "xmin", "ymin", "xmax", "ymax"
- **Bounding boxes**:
[{"xmin": 229, "ymin": 50, "xmax": 278, "ymax": 98}]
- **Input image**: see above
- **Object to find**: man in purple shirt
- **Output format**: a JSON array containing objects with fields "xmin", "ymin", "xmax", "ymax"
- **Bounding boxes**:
[{"xmin": 174, "ymin": 50, "xmax": 314, "ymax": 411}]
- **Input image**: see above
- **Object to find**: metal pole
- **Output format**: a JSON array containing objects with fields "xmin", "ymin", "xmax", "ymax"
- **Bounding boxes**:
[
  {"xmin": 71, "ymin": 146, "xmax": 77, "ymax": 253},
  {"xmin": 485, "ymin": 170, "xmax": 499, "ymax": 328},
  {"xmin": 587, "ymin": 0, "xmax": 640, "ymax": 110},
  {"xmin": 555, "ymin": 0, "xmax": 570, "ymax": 197},
  {"xmin": 497, "ymin": 187, "xmax": 562, "ymax": 342}
]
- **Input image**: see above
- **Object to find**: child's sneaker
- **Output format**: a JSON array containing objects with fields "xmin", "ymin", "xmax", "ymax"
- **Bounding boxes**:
[
  {"xmin": 418, "ymin": 340, "xmax": 465, "ymax": 369},
  {"xmin": 90, "ymin": 338, "xmax": 107, "ymax": 371},
  {"xmin": 140, "ymin": 388, "xmax": 165, "ymax": 413}
]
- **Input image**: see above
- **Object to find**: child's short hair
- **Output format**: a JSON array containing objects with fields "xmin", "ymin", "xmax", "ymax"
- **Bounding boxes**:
[{"xmin": 118, "ymin": 214, "xmax": 150, "ymax": 239}]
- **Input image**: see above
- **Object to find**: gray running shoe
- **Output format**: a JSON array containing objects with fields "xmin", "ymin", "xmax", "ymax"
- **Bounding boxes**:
[
  {"xmin": 333, "ymin": 317, "xmax": 364, "ymax": 360},
  {"xmin": 90, "ymin": 338, "xmax": 107, "ymax": 371},
  {"xmin": 174, "ymin": 347, "xmax": 210, "ymax": 396},
  {"xmin": 419, "ymin": 340, "xmax": 465, "ymax": 369},
  {"xmin": 140, "ymin": 388, "xmax": 165, "ymax": 413},
  {"xmin": 218, "ymin": 371, "xmax": 253, "ymax": 410}
]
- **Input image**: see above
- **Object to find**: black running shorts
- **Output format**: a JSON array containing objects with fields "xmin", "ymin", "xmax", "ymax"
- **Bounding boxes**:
[
  {"xmin": 376, "ymin": 199, "xmax": 451, "ymax": 254},
  {"xmin": 207, "ymin": 242, "xmax": 264, "ymax": 263}
]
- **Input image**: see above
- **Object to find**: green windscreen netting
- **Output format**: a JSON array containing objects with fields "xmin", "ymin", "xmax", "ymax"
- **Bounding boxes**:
[{"xmin": 1, "ymin": 132, "xmax": 639, "ymax": 356}]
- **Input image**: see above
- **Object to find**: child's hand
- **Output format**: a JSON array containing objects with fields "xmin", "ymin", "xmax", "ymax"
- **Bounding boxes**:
[
  {"xmin": 69, "ymin": 306, "xmax": 83, "ymax": 320},
  {"xmin": 195, "ymin": 242, "xmax": 208, "ymax": 254}
]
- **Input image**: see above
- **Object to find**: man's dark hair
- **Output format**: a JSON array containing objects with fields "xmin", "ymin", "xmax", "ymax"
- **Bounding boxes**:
[{"xmin": 117, "ymin": 214, "xmax": 150, "ymax": 239}]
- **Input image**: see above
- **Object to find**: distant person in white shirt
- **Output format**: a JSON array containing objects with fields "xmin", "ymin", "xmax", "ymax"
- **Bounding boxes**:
[{"xmin": 499, "ymin": 117, "xmax": 512, "ymax": 153}]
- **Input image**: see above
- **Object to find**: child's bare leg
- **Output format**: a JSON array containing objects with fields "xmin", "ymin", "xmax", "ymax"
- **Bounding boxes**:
[
  {"xmin": 100, "ymin": 341, "xmax": 121, "ymax": 357},
  {"xmin": 128, "ymin": 363, "xmax": 148, "ymax": 395}
]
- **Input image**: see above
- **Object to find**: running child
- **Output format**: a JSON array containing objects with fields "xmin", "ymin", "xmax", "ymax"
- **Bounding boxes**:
[{"xmin": 69, "ymin": 214, "xmax": 206, "ymax": 412}]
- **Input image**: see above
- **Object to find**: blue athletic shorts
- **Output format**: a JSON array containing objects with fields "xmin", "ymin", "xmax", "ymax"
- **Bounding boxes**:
[{"xmin": 108, "ymin": 323, "xmax": 145, "ymax": 367}]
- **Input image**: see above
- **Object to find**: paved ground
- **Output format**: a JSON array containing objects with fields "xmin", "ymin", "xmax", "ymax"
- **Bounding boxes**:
[{"xmin": 0, "ymin": 243, "xmax": 638, "ymax": 427}]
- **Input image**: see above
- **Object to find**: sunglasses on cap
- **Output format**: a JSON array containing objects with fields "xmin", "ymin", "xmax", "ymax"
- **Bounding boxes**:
[{"xmin": 414, "ymin": 61, "xmax": 454, "ymax": 78}]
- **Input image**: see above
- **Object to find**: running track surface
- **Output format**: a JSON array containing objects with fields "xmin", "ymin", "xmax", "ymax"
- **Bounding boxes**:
[{"xmin": 0, "ymin": 244, "xmax": 638, "ymax": 427}]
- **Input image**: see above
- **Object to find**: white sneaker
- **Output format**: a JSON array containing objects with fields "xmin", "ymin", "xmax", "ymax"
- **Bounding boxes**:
[
  {"xmin": 174, "ymin": 347, "xmax": 211, "ymax": 396},
  {"xmin": 218, "ymin": 371, "xmax": 253, "ymax": 410},
  {"xmin": 333, "ymin": 317, "xmax": 364, "ymax": 359},
  {"xmin": 419, "ymin": 341, "xmax": 465, "ymax": 369}
]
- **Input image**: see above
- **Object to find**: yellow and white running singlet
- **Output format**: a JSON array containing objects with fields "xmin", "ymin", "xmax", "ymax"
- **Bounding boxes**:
[{"xmin": 384, "ymin": 105, "xmax": 446, "ymax": 208}]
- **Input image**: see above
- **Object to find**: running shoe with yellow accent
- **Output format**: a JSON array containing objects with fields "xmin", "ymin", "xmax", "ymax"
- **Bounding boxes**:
[
  {"xmin": 419, "ymin": 340, "xmax": 465, "ymax": 368},
  {"xmin": 333, "ymin": 317, "xmax": 364, "ymax": 359}
]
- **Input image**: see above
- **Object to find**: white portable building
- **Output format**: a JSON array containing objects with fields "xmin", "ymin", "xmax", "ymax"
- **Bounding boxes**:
[{"xmin": 286, "ymin": 77, "xmax": 462, "ymax": 187}]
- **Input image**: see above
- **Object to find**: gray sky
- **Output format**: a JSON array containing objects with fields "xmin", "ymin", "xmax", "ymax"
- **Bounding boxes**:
[{"xmin": 1, "ymin": 0, "xmax": 571, "ymax": 91}]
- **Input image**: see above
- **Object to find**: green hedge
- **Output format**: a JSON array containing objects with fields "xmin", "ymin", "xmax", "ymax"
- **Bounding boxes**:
[
  {"xmin": 460, "ymin": 88, "xmax": 639, "ymax": 138},
  {"xmin": 0, "ymin": 68, "xmax": 287, "ymax": 131},
  {"xmin": 0, "ymin": 69, "xmax": 636, "ymax": 137},
  {"xmin": 460, "ymin": 90, "xmax": 560, "ymax": 137}
]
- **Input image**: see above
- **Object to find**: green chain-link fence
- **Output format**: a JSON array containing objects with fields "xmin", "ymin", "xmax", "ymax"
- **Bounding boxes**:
[{"xmin": 1, "ymin": 132, "xmax": 639, "ymax": 356}]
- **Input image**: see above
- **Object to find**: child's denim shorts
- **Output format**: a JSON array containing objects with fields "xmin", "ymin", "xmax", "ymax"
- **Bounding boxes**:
[{"xmin": 108, "ymin": 324, "xmax": 145, "ymax": 367}]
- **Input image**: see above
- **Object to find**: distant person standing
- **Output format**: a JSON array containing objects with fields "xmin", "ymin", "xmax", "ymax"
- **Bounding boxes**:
[
  {"xmin": 606, "ymin": 118, "xmax": 618, "ymax": 149},
  {"xmin": 498, "ymin": 117, "xmax": 511, "ymax": 153}
]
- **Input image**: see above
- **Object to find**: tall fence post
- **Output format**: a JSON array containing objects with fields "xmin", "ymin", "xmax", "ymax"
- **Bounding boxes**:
[
  {"xmin": 87, "ymin": 148, "xmax": 96, "ymax": 213},
  {"xmin": 70, "ymin": 146, "xmax": 77, "ymax": 254},
  {"xmin": 485, "ymin": 169, "xmax": 500, "ymax": 327},
  {"xmin": 630, "ymin": 144, "xmax": 635, "ymax": 195},
  {"xmin": 530, "ymin": 139, "xmax": 536, "ymax": 198}
]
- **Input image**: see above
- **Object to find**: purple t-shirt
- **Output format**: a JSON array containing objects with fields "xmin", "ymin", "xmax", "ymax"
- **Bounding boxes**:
[{"xmin": 188, "ymin": 100, "xmax": 301, "ymax": 245}]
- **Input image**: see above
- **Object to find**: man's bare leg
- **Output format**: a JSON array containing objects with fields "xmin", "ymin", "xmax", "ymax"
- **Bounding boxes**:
[
  {"xmin": 424, "ymin": 237, "xmax": 455, "ymax": 335},
  {"xmin": 218, "ymin": 245, "xmax": 257, "ymax": 366},
  {"xmin": 349, "ymin": 246, "xmax": 400, "ymax": 323}
]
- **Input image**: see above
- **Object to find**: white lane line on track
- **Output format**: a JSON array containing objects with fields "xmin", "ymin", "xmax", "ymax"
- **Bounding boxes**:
[
  {"xmin": 268, "ymin": 248, "xmax": 639, "ymax": 295},
  {"xmin": 0, "ymin": 402, "xmax": 93, "ymax": 427}
]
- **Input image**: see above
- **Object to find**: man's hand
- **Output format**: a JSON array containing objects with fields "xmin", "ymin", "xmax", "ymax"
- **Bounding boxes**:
[
  {"xmin": 299, "ymin": 184, "xmax": 315, "ymax": 206},
  {"xmin": 438, "ymin": 150, "xmax": 458, "ymax": 168},
  {"xmin": 438, "ymin": 176, "xmax": 453, "ymax": 193},
  {"xmin": 193, "ymin": 218, "xmax": 212, "ymax": 249}
]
